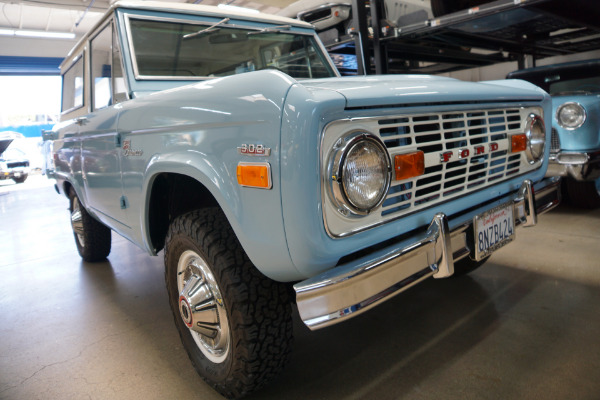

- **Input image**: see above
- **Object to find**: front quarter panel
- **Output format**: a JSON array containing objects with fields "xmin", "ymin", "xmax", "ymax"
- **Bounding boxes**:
[{"xmin": 116, "ymin": 70, "xmax": 303, "ymax": 281}]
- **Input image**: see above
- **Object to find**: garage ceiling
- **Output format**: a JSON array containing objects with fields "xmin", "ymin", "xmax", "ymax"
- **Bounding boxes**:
[{"xmin": 0, "ymin": 0, "xmax": 291, "ymax": 59}]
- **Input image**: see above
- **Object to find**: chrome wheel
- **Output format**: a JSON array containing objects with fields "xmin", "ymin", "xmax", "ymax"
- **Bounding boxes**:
[
  {"xmin": 70, "ymin": 196, "xmax": 85, "ymax": 247},
  {"xmin": 165, "ymin": 208, "xmax": 294, "ymax": 398},
  {"xmin": 177, "ymin": 249, "xmax": 230, "ymax": 363}
]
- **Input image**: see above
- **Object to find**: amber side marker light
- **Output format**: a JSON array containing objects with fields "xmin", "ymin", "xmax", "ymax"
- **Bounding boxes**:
[
  {"xmin": 511, "ymin": 134, "xmax": 528, "ymax": 153},
  {"xmin": 237, "ymin": 162, "xmax": 272, "ymax": 189},
  {"xmin": 394, "ymin": 151, "xmax": 425, "ymax": 181}
]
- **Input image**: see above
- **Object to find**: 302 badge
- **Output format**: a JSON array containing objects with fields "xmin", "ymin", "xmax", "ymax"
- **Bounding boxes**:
[{"xmin": 237, "ymin": 144, "xmax": 271, "ymax": 156}]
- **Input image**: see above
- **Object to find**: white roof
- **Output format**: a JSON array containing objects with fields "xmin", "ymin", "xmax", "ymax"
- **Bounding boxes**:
[
  {"xmin": 115, "ymin": 1, "xmax": 311, "ymax": 28},
  {"xmin": 62, "ymin": 0, "xmax": 313, "ymax": 69}
]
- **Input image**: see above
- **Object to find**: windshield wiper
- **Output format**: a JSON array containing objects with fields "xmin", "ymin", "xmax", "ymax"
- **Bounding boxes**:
[
  {"xmin": 183, "ymin": 18, "xmax": 230, "ymax": 40},
  {"xmin": 247, "ymin": 25, "xmax": 291, "ymax": 35}
]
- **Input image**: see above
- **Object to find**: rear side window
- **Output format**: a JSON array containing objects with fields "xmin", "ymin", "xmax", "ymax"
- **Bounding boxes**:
[
  {"xmin": 91, "ymin": 23, "xmax": 113, "ymax": 110},
  {"xmin": 61, "ymin": 54, "xmax": 84, "ymax": 113}
]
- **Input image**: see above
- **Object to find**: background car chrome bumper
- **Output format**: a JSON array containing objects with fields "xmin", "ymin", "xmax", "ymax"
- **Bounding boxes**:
[
  {"xmin": 294, "ymin": 177, "xmax": 561, "ymax": 330},
  {"xmin": 546, "ymin": 151, "xmax": 600, "ymax": 181}
]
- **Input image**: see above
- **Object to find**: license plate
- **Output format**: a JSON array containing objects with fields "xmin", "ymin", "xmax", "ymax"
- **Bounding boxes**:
[
  {"xmin": 473, "ymin": 202, "xmax": 515, "ymax": 261},
  {"xmin": 14, "ymin": 172, "xmax": 21, "ymax": 178}
]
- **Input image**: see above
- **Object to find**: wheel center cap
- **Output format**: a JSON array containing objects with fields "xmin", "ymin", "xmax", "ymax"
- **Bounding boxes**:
[{"xmin": 179, "ymin": 296, "xmax": 193, "ymax": 327}]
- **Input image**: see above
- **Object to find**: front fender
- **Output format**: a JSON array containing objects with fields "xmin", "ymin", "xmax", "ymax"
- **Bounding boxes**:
[{"xmin": 140, "ymin": 151, "xmax": 301, "ymax": 281}]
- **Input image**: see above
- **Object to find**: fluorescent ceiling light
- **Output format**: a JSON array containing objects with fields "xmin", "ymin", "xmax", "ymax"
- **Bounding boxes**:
[
  {"xmin": 0, "ymin": 28, "xmax": 75, "ymax": 40},
  {"xmin": 217, "ymin": 4, "xmax": 260, "ymax": 14}
]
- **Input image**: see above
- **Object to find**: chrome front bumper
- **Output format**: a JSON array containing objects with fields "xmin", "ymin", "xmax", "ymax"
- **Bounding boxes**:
[
  {"xmin": 546, "ymin": 151, "xmax": 600, "ymax": 181},
  {"xmin": 294, "ymin": 177, "xmax": 561, "ymax": 330}
]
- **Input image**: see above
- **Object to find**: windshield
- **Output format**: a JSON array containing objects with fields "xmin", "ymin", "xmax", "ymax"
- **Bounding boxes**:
[
  {"xmin": 549, "ymin": 76, "xmax": 600, "ymax": 95},
  {"xmin": 127, "ymin": 17, "xmax": 336, "ymax": 80}
]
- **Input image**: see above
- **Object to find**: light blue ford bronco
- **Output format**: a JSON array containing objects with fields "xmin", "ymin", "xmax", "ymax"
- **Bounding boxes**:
[{"xmin": 44, "ymin": 1, "xmax": 560, "ymax": 397}]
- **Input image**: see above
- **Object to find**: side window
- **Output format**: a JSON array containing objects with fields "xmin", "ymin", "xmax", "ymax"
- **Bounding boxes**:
[
  {"xmin": 112, "ymin": 22, "xmax": 128, "ymax": 103},
  {"xmin": 90, "ymin": 23, "xmax": 113, "ymax": 110},
  {"xmin": 61, "ymin": 54, "xmax": 84, "ymax": 113}
]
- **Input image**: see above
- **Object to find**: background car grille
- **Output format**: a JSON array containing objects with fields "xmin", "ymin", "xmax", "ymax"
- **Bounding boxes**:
[
  {"xmin": 551, "ymin": 128, "xmax": 561, "ymax": 153},
  {"xmin": 7, "ymin": 161, "xmax": 29, "ymax": 168},
  {"xmin": 376, "ymin": 108, "xmax": 537, "ymax": 219}
]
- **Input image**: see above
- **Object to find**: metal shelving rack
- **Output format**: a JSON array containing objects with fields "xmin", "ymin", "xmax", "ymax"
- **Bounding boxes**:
[{"xmin": 328, "ymin": 0, "xmax": 600, "ymax": 75}]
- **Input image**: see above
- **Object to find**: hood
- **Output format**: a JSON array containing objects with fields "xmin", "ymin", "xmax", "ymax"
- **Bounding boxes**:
[
  {"xmin": 298, "ymin": 75, "xmax": 545, "ymax": 108},
  {"xmin": 0, "ymin": 138, "xmax": 13, "ymax": 155},
  {"xmin": 0, "ymin": 132, "xmax": 24, "ymax": 156}
]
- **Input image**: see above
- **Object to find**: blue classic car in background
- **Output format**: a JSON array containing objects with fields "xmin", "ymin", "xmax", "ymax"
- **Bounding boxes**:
[
  {"xmin": 508, "ymin": 59, "xmax": 600, "ymax": 208},
  {"xmin": 44, "ymin": 1, "xmax": 561, "ymax": 398}
]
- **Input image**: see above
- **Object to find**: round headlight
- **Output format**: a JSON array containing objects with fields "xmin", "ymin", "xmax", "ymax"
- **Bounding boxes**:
[
  {"xmin": 330, "ymin": 133, "xmax": 391, "ymax": 215},
  {"xmin": 556, "ymin": 102, "xmax": 586, "ymax": 130},
  {"xmin": 525, "ymin": 113, "xmax": 545, "ymax": 164}
]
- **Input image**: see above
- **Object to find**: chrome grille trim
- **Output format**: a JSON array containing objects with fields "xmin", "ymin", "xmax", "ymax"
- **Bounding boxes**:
[
  {"xmin": 321, "ymin": 106, "xmax": 544, "ymax": 238},
  {"xmin": 550, "ymin": 128, "xmax": 561, "ymax": 152}
]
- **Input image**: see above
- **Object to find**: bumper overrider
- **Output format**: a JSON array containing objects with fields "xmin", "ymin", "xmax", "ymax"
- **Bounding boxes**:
[
  {"xmin": 546, "ymin": 150, "xmax": 600, "ymax": 181},
  {"xmin": 294, "ymin": 177, "xmax": 561, "ymax": 330}
]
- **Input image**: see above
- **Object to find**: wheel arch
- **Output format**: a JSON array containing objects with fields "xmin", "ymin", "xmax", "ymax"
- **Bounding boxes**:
[
  {"xmin": 141, "ymin": 153, "xmax": 234, "ymax": 251},
  {"xmin": 145, "ymin": 171, "xmax": 220, "ymax": 253},
  {"xmin": 62, "ymin": 180, "xmax": 74, "ymax": 198}
]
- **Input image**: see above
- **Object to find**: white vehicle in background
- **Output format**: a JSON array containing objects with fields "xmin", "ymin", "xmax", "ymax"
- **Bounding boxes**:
[
  {"xmin": 277, "ymin": 0, "xmax": 489, "ymax": 34},
  {"xmin": 0, "ymin": 132, "xmax": 30, "ymax": 184}
]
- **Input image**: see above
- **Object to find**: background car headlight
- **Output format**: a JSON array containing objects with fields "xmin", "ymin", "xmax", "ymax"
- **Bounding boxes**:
[
  {"xmin": 556, "ymin": 102, "xmax": 586, "ymax": 130},
  {"xmin": 525, "ymin": 113, "xmax": 545, "ymax": 164},
  {"xmin": 329, "ymin": 132, "xmax": 391, "ymax": 215}
]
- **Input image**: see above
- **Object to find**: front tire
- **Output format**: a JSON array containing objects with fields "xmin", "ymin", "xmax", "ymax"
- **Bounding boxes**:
[
  {"xmin": 69, "ymin": 189, "xmax": 111, "ymax": 262},
  {"xmin": 565, "ymin": 178, "xmax": 600, "ymax": 209},
  {"xmin": 164, "ymin": 208, "xmax": 293, "ymax": 399}
]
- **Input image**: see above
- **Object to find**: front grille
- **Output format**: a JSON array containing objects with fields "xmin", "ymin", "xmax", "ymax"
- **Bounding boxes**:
[
  {"xmin": 551, "ymin": 128, "xmax": 560, "ymax": 152},
  {"xmin": 7, "ymin": 161, "xmax": 28, "ymax": 168},
  {"xmin": 378, "ymin": 108, "xmax": 537, "ymax": 219},
  {"xmin": 321, "ymin": 106, "xmax": 542, "ymax": 237}
]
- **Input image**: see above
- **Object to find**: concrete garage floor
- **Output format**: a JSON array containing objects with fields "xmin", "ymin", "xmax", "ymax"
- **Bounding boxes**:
[{"xmin": 1, "ymin": 176, "xmax": 600, "ymax": 400}]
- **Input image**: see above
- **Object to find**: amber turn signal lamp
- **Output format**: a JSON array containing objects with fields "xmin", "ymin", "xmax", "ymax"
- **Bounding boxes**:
[
  {"xmin": 511, "ymin": 134, "xmax": 527, "ymax": 153},
  {"xmin": 394, "ymin": 151, "xmax": 425, "ymax": 181},
  {"xmin": 237, "ymin": 162, "xmax": 272, "ymax": 189}
]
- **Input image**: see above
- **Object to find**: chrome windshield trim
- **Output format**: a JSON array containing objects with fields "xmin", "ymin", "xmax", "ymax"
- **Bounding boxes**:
[{"xmin": 123, "ymin": 13, "xmax": 335, "ymax": 81}]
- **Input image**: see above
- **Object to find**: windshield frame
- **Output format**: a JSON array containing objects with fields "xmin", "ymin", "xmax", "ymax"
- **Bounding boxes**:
[{"xmin": 123, "ymin": 13, "xmax": 339, "ymax": 81}]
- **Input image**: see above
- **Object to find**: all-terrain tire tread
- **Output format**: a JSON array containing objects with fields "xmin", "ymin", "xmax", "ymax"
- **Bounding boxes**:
[{"xmin": 164, "ymin": 208, "xmax": 293, "ymax": 399}]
